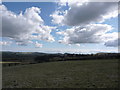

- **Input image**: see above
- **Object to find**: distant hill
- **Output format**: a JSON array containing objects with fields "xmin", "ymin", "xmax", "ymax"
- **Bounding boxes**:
[{"xmin": 2, "ymin": 51, "xmax": 120, "ymax": 65}]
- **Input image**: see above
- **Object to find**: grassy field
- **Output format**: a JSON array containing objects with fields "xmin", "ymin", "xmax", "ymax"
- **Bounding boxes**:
[{"xmin": 2, "ymin": 59, "xmax": 118, "ymax": 88}]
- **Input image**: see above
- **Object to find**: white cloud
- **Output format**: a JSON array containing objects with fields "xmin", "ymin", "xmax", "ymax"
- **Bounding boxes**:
[
  {"xmin": 0, "ymin": 41, "xmax": 12, "ymax": 46},
  {"xmin": 75, "ymin": 44, "xmax": 80, "ymax": 46},
  {"xmin": 58, "ymin": 0, "xmax": 88, "ymax": 7},
  {"xmin": 50, "ymin": 10, "xmax": 64, "ymax": 25},
  {"xmin": 1, "ymin": 4, "xmax": 55, "ymax": 46},
  {"xmin": 52, "ymin": 2, "xmax": 118, "ymax": 26},
  {"xmin": 57, "ymin": 24, "xmax": 118, "ymax": 45},
  {"xmin": 35, "ymin": 41, "xmax": 43, "ymax": 48}
]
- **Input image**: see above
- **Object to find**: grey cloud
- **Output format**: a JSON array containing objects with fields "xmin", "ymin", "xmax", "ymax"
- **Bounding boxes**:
[
  {"xmin": 105, "ymin": 38, "xmax": 120, "ymax": 47},
  {"xmin": 63, "ymin": 2, "xmax": 117, "ymax": 26},
  {"xmin": 57, "ymin": 24, "xmax": 116, "ymax": 45}
]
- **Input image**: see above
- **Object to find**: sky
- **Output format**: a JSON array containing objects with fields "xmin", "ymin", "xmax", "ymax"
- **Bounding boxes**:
[{"xmin": 0, "ymin": 1, "xmax": 119, "ymax": 54}]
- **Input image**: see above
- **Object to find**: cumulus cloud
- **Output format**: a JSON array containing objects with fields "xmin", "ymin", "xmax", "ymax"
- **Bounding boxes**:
[
  {"xmin": 0, "ymin": 41, "xmax": 12, "ymax": 46},
  {"xmin": 35, "ymin": 41, "xmax": 43, "ymax": 48},
  {"xmin": 1, "ymin": 4, "xmax": 55, "ymax": 46},
  {"xmin": 58, "ymin": 0, "xmax": 88, "ymax": 7},
  {"xmin": 52, "ymin": 1, "xmax": 119, "ymax": 47},
  {"xmin": 50, "ymin": 10, "xmax": 64, "ymax": 25},
  {"xmin": 75, "ymin": 44, "xmax": 80, "ymax": 46},
  {"xmin": 57, "ymin": 24, "xmax": 118, "ymax": 45},
  {"xmin": 104, "ymin": 38, "xmax": 120, "ymax": 47},
  {"xmin": 52, "ymin": 2, "xmax": 118, "ymax": 26}
]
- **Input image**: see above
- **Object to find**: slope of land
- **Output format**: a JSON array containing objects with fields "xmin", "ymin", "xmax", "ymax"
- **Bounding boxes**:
[{"xmin": 2, "ymin": 59, "xmax": 118, "ymax": 88}]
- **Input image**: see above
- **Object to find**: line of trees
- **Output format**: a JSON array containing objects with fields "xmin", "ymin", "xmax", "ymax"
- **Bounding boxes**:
[
  {"xmin": 34, "ymin": 53, "xmax": 120, "ymax": 63},
  {"xmin": 2, "ymin": 52, "xmax": 120, "ymax": 67}
]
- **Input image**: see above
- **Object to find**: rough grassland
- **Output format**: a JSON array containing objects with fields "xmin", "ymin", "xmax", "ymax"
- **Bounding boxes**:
[{"xmin": 2, "ymin": 59, "xmax": 118, "ymax": 88}]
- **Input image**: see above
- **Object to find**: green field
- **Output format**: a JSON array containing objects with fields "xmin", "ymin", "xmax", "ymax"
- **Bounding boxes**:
[{"xmin": 2, "ymin": 59, "xmax": 118, "ymax": 88}]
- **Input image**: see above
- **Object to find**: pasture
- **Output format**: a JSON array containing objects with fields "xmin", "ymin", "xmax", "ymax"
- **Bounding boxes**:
[{"xmin": 2, "ymin": 59, "xmax": 118, "ymax": 88}]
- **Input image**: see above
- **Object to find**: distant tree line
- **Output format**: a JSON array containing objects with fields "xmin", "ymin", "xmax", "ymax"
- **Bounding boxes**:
[
  {"xmin": 34, "ymin": 53, "xmax": 120, "ymax": 63},
  {"xmin": 2, "ymin": 52, "xmax": 120, "ymax": 67}
]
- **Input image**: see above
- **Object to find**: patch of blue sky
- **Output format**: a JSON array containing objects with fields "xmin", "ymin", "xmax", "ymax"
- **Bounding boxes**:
[{"xmin": 102, "ymin": 17, "xmax": 118, "ymax": 33}]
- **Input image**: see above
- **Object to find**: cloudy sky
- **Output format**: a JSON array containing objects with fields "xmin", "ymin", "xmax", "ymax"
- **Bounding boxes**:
[{"xmin": 0, "ymin": 1, "xmax": 119, "ymax": 53}]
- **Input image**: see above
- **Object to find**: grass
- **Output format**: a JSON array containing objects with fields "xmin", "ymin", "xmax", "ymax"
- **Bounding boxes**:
[
  {"xmin": 2, "ymin": 59, "xmax": 118, "ymax": 88},
  {"xmin": 0, "ymin": 62, "xmax": 21, "ymax": 64}
]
